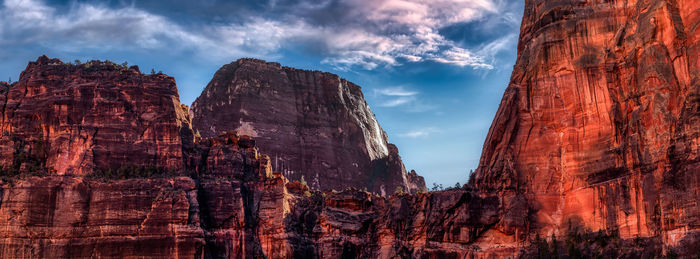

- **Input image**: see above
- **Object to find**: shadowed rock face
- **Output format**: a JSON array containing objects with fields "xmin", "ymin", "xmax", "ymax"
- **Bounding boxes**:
[
  {"xmin": 0, "ymin": 56, "xmax": 192, "ymax": 175},
  {"xmin": 475, "ymin": 0, "xmax": 700, "ymax": 250},
  {"xmin": 191, "ymin": 59, "xmax": 425, "ymax": 194}
]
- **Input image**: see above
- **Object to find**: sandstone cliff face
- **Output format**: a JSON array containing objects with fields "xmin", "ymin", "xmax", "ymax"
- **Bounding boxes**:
[
  {"xmin": 0, "ymin": 176, "xmax": 204, "ymax": 258},
  {"xmin": 475, "ymin": 0, "xmax": 700, "ymax": 252},
  {"xmin": 0, "ymin": 56, "xmax": 192, "ymax": 175},
  {"xmin": 191, "ymin": 59, "xmax": 425, "ymax": 194}
]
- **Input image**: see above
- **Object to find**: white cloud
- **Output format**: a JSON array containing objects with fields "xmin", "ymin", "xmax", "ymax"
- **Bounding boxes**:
[
  {"xmin": 375, "ymin": 86, "xmax": 418, "ymax": 107},
  {"xmin": 398, "ymin": 127, "xmax": 440, "ymax": 138},
  {"xmin": 0, "ymin": 0, "xmax": 305, "ymax": 61},
  {"xmin": 380, "ymin": 96, "xmax": 417, "ymax": 107},
  {"xmin": 375, "ymin": 87, "xmax": 419, "ymax": 97},
  {"xmin": 374, "ymin": 86, "xmax": 436, "ymax": 112},
  {"xmin": 0, "ymin": 0, "xmax": 507, "ymax": 70},
  {"xmin": 319, "ymin": 0, "xmax": 501, "ymax": 69}
]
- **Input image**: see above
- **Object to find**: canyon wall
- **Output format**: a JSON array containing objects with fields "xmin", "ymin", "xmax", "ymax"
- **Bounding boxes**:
[
  {"xmin": 475, "ymin": 0, "xmax": 700, "ymax": 251},
  {"xmin": 191, "ymin": 59, "xmax": 424, "ymax": 195},
  {"xmin": 0, "ymin": 127, "xmax": 506, "ymax": 258}
]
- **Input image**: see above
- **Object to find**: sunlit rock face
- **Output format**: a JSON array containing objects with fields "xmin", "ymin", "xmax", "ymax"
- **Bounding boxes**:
[
  {"xmin": 475, "ymin": 0, "xmax": 700, "ymax": 251},
  {"xmin": 191, "ymin": 59, "xmax": 425, "ymax": 194},
  {"xmin": 0, "ymin": 56, "xmax": 192, "ymax": 175}
]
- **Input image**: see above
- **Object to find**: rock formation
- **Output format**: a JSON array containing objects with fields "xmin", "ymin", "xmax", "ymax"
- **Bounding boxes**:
[
  {"xmin": 0, "ymin": 112, "xmax": 504, "ymax": 258},
  {"xmin": 0, "ymin": 176, "xmax": 204, "ymax": 258},
  {"xmin": 1, "ymin": 0, "xmax": 700, "ymax": 254},
  {"xmin": 191, "ymin": 59, "xmax": 425, "ymax": 194},
  {"xmin": 475, "ymin": 0, "xmax": 700, "ymax": 254},
  {"xmin": 0, "ymin": 56, "xmax": 192, "ymax": 176}
]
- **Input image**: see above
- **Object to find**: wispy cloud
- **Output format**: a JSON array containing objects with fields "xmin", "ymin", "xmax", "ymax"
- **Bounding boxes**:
[
  {"xmin": 373, "ymin": 86, "xmax": 435, "ymax": 111},
  {"xmin": 0, "ymin": 0, "xmax": 511, "ymax": 70},
  {"xmin": 398, "ymin": 127, "xmax": 440, "ymax": 138},
  {"xmin": 375, "ymin": 87, "xmax": 419, "ymax": 97},
  {"xmin": 375, "ymin": 86, "xmax": 418, "ymax": 107},
  {"xmin": 380, "ymin": 96, "xmax": 417, "ymax": 107},
  {"xmin": 0, "ymin": 0, "xmax": 309, "ymax": 61}
]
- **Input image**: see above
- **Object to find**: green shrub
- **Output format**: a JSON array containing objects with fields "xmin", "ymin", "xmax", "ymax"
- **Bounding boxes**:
[{"xmin": 300, "ymin": 175, "xmax": 308, "ymax": 187}]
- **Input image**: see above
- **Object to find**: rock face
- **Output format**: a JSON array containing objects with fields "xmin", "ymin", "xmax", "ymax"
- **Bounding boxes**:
[
  {"xmin": 475, "ymin": 0, "xmax": 700, "ymax": 252},
  {"xmin": 0, "ymin": 120, "xmax": 504, "ymax": 258},
  {"xmin": 0, "ymin": 176, "xmax": 204, "ymax": 258},
  {"xmin": 191, "ymin": 59, "xmax": 425, "ymax": 194},
  {"xmin": 0, "ymin": 56, "xmax": 192, "ymax": 175}
]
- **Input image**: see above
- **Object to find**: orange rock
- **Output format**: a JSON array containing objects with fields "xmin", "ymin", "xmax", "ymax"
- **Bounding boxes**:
[{"xmin": 475, "ymin": 0, "xmax": 700, "ymax": 254}]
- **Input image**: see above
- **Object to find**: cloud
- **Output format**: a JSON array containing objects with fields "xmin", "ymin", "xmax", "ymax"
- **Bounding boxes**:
[
  {"xmin": 375, "ymin": 87, "xmax": 419, "ymax": 97},
  {"xmin": 373, "ymin": 86, "xmax": 435, "ymax": 111},
  {"xmin": 318, "ymin": 0, "xmax": 501, "ymax": 69},
  {"xmin": 380, "ymin": 96, "xmax": 417, "ymax": 107},
  {"xmin": 375, "ymin": 86, "xmax": 418, "ymax": 107},
  {"xmin": 398, "ymin": 127, "xmax": 440, "ymax": 138},
  {"xmin": 0, "ymin": 0, "xmax": 309, "ymax": 61},
  {"xmin": 0, "ymin": 0, "xmax": 510, "ymax": 70}
]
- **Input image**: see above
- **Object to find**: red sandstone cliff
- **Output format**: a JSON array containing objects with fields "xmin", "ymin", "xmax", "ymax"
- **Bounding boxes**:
[
  {"xmin": 475, "ymin": 0, "xmax": 700, "ymax": 254},
  {"xmin": 0, "ymin": 56, "xmax": 192, "ymax": 176},
  {"xmin": 191, "ymin": 59, "xmax": 425, "ymax": 194}
]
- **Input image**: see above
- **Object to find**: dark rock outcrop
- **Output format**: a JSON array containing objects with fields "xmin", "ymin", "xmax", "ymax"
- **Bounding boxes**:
[{"xmin": 191, "ymin": 59, "xmax": 425, "ymax": 194}]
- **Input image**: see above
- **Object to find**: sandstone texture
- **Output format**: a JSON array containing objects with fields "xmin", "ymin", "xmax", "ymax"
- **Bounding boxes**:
[
  {"xmin": 191, "ymin": 59, "xmax": 425, "ymax": 194},
  {"xmin": 0, "ymin": 176, "xmax": 204, "ymax": 258},
  {"xmin": 475, "ymin": 0, "xmax": 700, "ymax": 254},
  {"xmin": 0, "ymin": 56, "xmax": 192, "ymax": 176}
]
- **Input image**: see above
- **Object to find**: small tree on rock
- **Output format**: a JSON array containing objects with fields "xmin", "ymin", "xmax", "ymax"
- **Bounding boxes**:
[{"xmin": 300, "ymin": 176, "xmax": 308, "ymax": 187}]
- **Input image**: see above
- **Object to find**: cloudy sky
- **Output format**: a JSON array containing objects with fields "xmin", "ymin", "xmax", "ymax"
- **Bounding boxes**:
[{"xmin": 0, "ymin": 0, "xmax": 523, "ymax": 187}]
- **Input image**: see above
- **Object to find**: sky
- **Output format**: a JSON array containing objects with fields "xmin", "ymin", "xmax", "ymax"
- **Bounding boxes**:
[{"xmin": 0, "ymin": 0, "xmax": 524, "ymax": 188}]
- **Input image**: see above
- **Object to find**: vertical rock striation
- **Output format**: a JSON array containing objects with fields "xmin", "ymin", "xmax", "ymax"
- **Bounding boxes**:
[
  {"xmin": 0, "ymin": 176, "xmax": 204, "ymax": 258},
  {"xmin": 191, "ymin": 59, "xmax": 425, "ymax": 194},
  {"xmin": 475, "ymin": 0, "xmax": 700, "ymax": 252}
]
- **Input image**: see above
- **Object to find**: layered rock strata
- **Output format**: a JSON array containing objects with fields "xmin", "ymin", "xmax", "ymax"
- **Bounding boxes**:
[{"xmin": 191, "ymin": 59, "xmax": 425, "ymax": 194}]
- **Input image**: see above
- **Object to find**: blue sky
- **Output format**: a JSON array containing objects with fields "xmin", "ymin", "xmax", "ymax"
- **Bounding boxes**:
[{"xmin": 0, "ymin": 0, "xmax": 523, "ymax": 187}]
